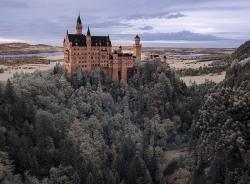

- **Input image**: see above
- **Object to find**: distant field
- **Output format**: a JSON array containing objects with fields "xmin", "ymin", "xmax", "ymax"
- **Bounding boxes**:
[
  {"xmin": 180, "ymin": 71, "xmax": 226, "ymax": 86},
  {"xmin": 0, "ymin": 61, "xmax": 64, "ymax": 81},
  {"xmin": 138, "ymin": 47, "xmax": 233, "ymax": 85},
  {"xmin": 0, "ymin": 42, "xmax": 63, "ymax": 55}
]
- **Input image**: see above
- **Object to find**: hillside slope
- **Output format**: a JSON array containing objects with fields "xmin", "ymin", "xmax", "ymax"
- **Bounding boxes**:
[
  {"xmin": 0, "ymin": 43, "xmax": 63, "ymax": 55},
  {"xmin": 189, "ymin": 40, "xmax": 250, "ymax": 184},
  {"xmin": 230, "ymin": 40, "xmax": 250, "ymax": 61}
]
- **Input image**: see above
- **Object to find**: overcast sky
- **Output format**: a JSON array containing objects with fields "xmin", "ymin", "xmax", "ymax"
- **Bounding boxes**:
[{"xmin": 0, "ymin": 0, "xmax": 249, "ymax": 47}]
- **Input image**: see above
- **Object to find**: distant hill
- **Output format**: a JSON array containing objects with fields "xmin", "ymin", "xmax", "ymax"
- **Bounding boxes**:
[
  {"xmin": 0, "ymin": 42, "xmax": 63, "ymax": 55},
  {"xmin": 230, "ymin": 40, "xmax": 250, "ymax": 61},
  {"xmin": 225, "ymin": 40, "xmax": 250, "ymax": 87}
]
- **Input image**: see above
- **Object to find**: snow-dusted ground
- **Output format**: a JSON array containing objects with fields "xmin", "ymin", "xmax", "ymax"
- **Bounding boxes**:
[
  {"xmin": 180, "ymin": 71, "xmax": 226, "ymax": 86},
  {"xmin": 168, "ymin": 59, "xmax": 214, "ymax": 69},
  {"xmin": 44, "ymin": 54, "xmax": 64, "ymax": 61},
  {"xmin": 0, "ymin": 54, "xmax": 64, "ymax": 81},
  {"xmin": 166, "ymin": 57, "xmax": 226, "ymax": 85},
  {"xmin": 0, "ymin": 61, "xmax": 63, "ymax": 81},
  {"xmin": 0, "ymin": 53, "xmax": 226, "ymax": 85}
]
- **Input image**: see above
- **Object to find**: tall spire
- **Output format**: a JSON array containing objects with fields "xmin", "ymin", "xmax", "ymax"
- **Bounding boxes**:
[
  {"xmin": 77, "ymin": 13, "xmax": 82, "ymax": 24},
  {"xmin": 76, "ymin": 14, "xmax": 83, "ymax": 34},
  {"xmin": 87, "ymin": 25, "xmax": 91, "ymax": 35}
]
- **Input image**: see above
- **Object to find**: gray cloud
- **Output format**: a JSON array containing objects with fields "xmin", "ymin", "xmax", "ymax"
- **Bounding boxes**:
[
  {"xmin": 110, "ymin": 31, "xmax": 245, "ymax": 48},
  {"xmin": 139, "ymin": 26, "xmax": 154, "ymax": 30},
  {"xmin": 122, "ymin": 12, "xmax": 186, "ymax": 21},
  {"xmin": 111, "ymin": 31, "xmax": 220, "ymax": 41},
  {"xmin": 165, "ymin": 12, "xmax": 186, "ymax": 19},
  {"xmin": 141, "ymin": 31, "xmax": 218, "ymax": 41}
]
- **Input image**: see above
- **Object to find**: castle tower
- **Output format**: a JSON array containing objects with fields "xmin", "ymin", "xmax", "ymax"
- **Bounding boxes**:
[
  {"xmin": 112, "ymin": 51, "xmax": 119, "ymax": 82},
  {"xmin": 86, "ymin": 25, "xmax": 91, "ymax": 66},
  {"xmin": 162, "ymin": 55, "xmax": 167, "ymax": 65},
  {"xmin": 76, "ymin": 14, "xmax": 83, "ymax": 35},
  {"xmin": 133, "ymin": 35, "xmax": 142, "ymax": 59},
  {"xmin": 118, "ymin": 45, "xmax": 122, "ymax": 54}
]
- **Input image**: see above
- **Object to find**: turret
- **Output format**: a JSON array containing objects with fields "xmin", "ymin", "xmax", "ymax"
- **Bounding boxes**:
[
  {"xmin": 118, "ymin": 45, "xmax": 122, "ymax": 54},
  {"xmin": 135, "ymin": 35, "xmax": 140, "ymax": 45},
  {"xmin": 133, "ymin": 35, "xmax": 142, "ymax": 59},
  {"xmin": 76, "ymin": 14, "xmax": 83, "ymax": 34},
  {"xmin": 162, "ymin": 55, "xmax": 167, "ymax": 65},
  {"xmin": 86, "ymin": 25, "xmax": 91, "ymax": 46},
  {"xmin": 107, "ymin": 35, "xmax": 110, "ymax": 46}
]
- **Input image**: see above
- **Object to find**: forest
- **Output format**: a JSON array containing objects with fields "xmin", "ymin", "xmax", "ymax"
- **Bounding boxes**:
[{"xmin": 0, "ymin": 41, "xmax": 249, "ymax": 184}]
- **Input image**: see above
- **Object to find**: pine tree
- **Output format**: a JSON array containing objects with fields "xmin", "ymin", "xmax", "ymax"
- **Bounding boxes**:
[{"xmin": 5, "ymin": 79, "xmax": 16, "ymax": 103}]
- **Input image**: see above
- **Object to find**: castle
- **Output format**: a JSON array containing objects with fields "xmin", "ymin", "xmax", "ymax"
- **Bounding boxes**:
[{"xmin": 63, "ymin": 15, "xmax": 142, "ymax": 82}]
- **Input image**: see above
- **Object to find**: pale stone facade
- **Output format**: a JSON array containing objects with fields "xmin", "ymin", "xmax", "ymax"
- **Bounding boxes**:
[{"xmin": 63, "ymin": 15, "xmax": 141, "ymax": 82}]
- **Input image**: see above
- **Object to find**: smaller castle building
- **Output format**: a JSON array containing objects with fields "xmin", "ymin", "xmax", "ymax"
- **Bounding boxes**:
[
  {"xmin": 63, "ymin": 15, "xmax": 142, "ymax": 82},
  {"xmin": 150, "ymin": 54, "xmax": 167, "ymax": 65}
]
